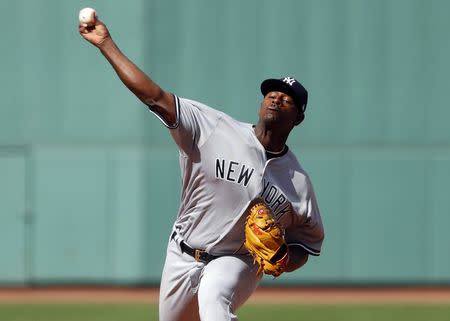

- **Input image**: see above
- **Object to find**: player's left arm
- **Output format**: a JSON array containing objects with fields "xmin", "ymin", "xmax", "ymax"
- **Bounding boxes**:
[
  {"xmin": 283, "ymin": 173, "xmax": 324, "ymax": 273},
  {"xmin": 285, "ymin": 246, "xmax": 309, "ymax": 272}
]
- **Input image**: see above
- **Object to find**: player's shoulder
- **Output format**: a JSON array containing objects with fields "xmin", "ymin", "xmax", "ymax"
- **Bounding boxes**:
[
  {"xmin": 179, "ymin": 96, "xmax": 247, "ymax": 123},
  {"xmin": 284, "ymin": 149, "xmax": 313, "ymax": 183},
  {"xmin": 179, "ymin": 97, "xmax": 220, "ymax": 113},
  {"xmin": 282, "ymin": 148, "xmax": 303, "ymax": 170}
]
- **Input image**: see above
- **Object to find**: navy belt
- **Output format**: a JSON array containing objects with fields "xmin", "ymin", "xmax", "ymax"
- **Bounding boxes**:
[{"xmin": 172, "ymin": 231, "xmax": 217, "ymax": 263}]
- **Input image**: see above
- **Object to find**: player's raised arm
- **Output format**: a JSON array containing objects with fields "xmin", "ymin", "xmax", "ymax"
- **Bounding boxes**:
[{"xmin": 78, "ymin": 8, "xmax": 176, "ymax": 126}]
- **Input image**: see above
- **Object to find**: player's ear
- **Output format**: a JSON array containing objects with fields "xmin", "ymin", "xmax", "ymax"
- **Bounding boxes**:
[{"xmin": 294, "ymin": 112, "xmax": 304, "ymax": 126}]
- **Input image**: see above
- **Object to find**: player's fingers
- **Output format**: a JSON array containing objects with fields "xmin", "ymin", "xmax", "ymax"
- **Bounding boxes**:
[
  {"xmin": 78, "ymin": 23, "xmax": 89, "ymax": 33},
  {"xmin": 79, "ymin": 25, "xmax": 88, "ymax": 34},
  {"xmin": 79, "ymin": 23, "xmax": 98, "ymax": 35}
]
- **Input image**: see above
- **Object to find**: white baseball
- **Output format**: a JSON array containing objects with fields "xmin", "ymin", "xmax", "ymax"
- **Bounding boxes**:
[{"xmin": 79, "ymin": 7, "xmax": 97, "ymax": 26}]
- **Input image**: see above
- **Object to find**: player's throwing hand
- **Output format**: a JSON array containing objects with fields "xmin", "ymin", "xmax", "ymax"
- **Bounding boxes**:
[{"xmin": 79, "ymin": 18, "xmax": 110, "ymax": 49}]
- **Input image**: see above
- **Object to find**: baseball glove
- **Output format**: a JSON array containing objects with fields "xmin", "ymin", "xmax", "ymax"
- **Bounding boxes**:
[{"xmin": 244, "ymin": 199, "xmax": 289, "ymax": 277}]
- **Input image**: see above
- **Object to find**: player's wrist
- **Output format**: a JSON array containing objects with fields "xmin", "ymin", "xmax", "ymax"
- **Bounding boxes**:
[{"xmin": 98, "ymin": 36, "xmax": 114, "ymax": 51}]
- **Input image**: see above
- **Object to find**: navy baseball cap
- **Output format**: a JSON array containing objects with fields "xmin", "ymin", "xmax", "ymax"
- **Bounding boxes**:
[{"xmin": 261, "ymin": 77, "xmax": 308, "ymax": 112}]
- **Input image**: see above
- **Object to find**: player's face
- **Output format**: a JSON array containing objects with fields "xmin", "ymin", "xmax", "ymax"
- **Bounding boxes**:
[{"xmin": 259, "ymin": 91, "xmax": 303, "ymax": 129}]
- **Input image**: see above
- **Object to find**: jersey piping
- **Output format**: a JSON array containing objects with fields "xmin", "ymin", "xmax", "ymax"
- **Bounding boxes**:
[
  {"xmin": 146, "ymin": 95, "xmax": 181, "ymax": 129},
  {"xmin": 287, "ymin": 242, "xmax": 321, "ymax": 256}
]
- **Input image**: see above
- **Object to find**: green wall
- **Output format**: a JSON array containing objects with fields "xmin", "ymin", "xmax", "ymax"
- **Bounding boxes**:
[{"xmin": 1, "ymin": 0, "xmax": 450, "ymax": 285}]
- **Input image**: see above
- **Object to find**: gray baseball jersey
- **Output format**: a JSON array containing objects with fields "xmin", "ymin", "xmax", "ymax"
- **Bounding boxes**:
[{"xmin": 153, "ymin": 95, "xmax": 324, "ymax": 257}]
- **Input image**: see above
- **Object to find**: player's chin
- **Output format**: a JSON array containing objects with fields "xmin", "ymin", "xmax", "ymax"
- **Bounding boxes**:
[{"xmin": 263, "ymin": 113, "xmax": 281, "ymax": 126}]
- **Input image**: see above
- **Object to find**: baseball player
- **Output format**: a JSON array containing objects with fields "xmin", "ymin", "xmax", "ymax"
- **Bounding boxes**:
[{"xmin": 80, "ymin": 18, "xmax": 324, "ymax": 321}]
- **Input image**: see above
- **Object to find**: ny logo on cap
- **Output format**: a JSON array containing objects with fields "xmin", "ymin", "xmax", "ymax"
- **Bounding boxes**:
[{"xmin": 283, "ymin": 77, "xmax": 296, "ymax": 86}]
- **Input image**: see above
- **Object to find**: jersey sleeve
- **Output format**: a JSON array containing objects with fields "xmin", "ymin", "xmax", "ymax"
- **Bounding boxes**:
[
  {"xmin": 167, "ymin": 96, "xmax": 222, "ymax": 155},
  {"xmin": 285, "ymin": 175, "xmax": 324, "ymax": 256}
]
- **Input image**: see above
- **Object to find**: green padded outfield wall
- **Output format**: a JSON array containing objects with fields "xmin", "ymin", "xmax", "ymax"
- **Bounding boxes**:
[{"xmin": 1, "ymin": 0, "xmax": 450, "ymax": 285}]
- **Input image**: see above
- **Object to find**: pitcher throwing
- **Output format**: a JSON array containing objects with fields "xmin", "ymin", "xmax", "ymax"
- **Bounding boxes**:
[{"xmin": 79, "ymin": 13, "xmax": 324, "ymax": 321}]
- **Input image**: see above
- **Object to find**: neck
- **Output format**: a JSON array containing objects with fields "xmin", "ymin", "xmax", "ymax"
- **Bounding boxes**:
[{"xmin": 254, "ymin": 124, "xmax": 288, "ymax": 152}]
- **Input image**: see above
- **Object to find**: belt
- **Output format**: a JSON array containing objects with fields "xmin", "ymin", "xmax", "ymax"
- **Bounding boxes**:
[
  {"xmin": 180, "ymin": 241, "xmax": 218, "ymax": 263},
  {"xmin": 172, "ymin": 231, "xmax": 218, "ymax": 263}
]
